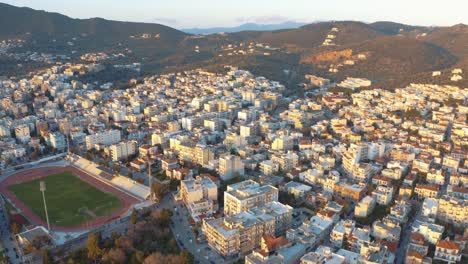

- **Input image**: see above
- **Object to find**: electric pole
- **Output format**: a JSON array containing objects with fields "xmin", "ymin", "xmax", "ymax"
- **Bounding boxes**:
[{"xmin": 40, "ymin": 181, "xmax": 51, "ymax": 231}]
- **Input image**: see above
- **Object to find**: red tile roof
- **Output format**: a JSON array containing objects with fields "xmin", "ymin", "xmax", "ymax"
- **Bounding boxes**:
[{"xmin": 437, "ymin": 240, "xmax": 460, "ymax": 250}]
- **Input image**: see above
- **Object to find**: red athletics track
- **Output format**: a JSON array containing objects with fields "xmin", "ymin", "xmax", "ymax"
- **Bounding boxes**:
[{"xmin": 0, "ymin": 166, "xmax": 140, "ymax": 232}]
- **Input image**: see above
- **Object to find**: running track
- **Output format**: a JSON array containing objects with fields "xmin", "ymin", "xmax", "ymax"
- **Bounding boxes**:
[{"xmin": 0, "ymin": 166, "xmax": 140, "ymax": 232}]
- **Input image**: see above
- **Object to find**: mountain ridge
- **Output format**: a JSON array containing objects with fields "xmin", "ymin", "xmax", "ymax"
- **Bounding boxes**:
[{"xmin": 181, "ymin": 21, "xmax": 307, "ymax": 34}]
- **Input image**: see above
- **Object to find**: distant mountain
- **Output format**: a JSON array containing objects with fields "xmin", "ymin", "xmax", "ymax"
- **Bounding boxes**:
[
  {"xmin": 0, "ymin": 3, "xmax": 187, "ymax": 42},
  {"xmin": 182, "ymin": 21, "xmax": 306, "ymax": 34},
  {"xmin": 0, "ymin": 2, "xmax": 466, "ymax": 88}
]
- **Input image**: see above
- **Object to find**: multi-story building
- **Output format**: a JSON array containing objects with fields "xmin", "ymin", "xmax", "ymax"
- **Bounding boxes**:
[
  {"xmin": 330, "ymin": 219, "xmax": 356, "ymax": 248},
  {"xmin": 427, "ymin": 169, "xmax": 445, "ymax": 185},
  {"xmin": 372, "ymin": 186, "xmax": 394, "ymax": 205},
  {"xmin": 224, "ymin": 180, "xmax": 278, "ymax": 215},
  {"xmin": 219, "ymin": 154, "xmax": 245, "ymax": 180},
  {"xmin": 85, "ymin": 129, "xmax": 121, "ymax": 150},
  {"xmin": 180, "ymin": 176, "xmax": 218, "ymax": 219},
  {"xmin": 249, "ymin": 202, "xmax": 293, "ymax": 236},
  {"xmin": 334, "ymin": 183, "xmax": 366, "ymax": 202},
  {"xmin": 271, "ymin": 136, "xmax": 293, "ymax": 151},
  {"xmin": 108, "ymin": 140, "xmax": 136, "ymax": 161},
  {"xmin": 372, "ymin": 217, "xmax": 401, "ymax": 242},
  {"xmin": 414, "ymin": 184, "xmax": 440, "ymax": 199},
  {"xmin": 284, "ymin": 181, "xmax": 312, "ymax": 198},
  {"xmin": 0, "ymin": 125, "xmax": 11, "ymax": 137},
  {"xmin": 203, "ymin": 211, "xmax": 274, "ymax": 257},
  {"xmin": 177, "ymin": 142, "xmax": 215, "ymax": 167},
  {"xmin": 15, "ymin": 124, "xmax": 31, "ymax": 143},
  {"xmin": 436, "ymin": 196, "xmax": 468, "ymax": 227},
  {"xmin": 358, "ymin": 241, "xmax": 395, "ymax": 264},
  {"xmin": 434, "ymin": 239, "xmax": 462, "ymax": 264},
  {"xmin": 300, "ymin": 246, "xmax": 345, "ymax": 264},
  {"xmin": 49, "ymin": 131, "xmax": 66, "ymax": 151},
  {"xmin": 355, "ymin": 196, "xmax": 376, "ymax": 217},
  {"xmin": 271, "ymin": 152, "xmax": 299, "ymax": 173},
  {"xmin": 414, "ymin": 222, "xmax": 444, "ymax": 244},
  {"xmin": 259, "ymin": 160, "xmax": 279, "ymax": 176}
]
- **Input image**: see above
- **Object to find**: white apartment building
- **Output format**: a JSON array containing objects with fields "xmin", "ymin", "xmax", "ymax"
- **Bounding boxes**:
[
  {"xmin": 203, "ymin": 211, "xmax": 274, "ymax": 257},
  {"xmin": 413, "ymin": 222, "xmax": 444, "ymax": 244},
  {"xmin": 434, "ymin": 239, "xmax": 462, "ymax": 264},
  {"xmin": 219, "ymin": 154, "xmax": 244, "ymax": 180},
  {"xmin": 249, "ymin": 201, "xmax": 293, "ymax": 236},
  {"xmin": 49, "ymin": 132, "xmax": 66, "ymax": 150},
  {"xmin": 271, "ymin": 152, "xmax": 299, "ymax": 172},
  {"xmin": 85, "ymin": 129, "xmax": 121, "ymax": 150},
  {"xmin": 436, "ymin": 196, "xmax": 468, "ymax": 227},
  {"xmin": 15, "ymin": 124, "xmax": 31, "ymax": 143},
  {"xmin": 224, "ymin": 180, "xmax": 278, "ymax": 215},
  {"xmin": 372, "ymin": 186, "xmax": 394, "ymax": 205},
  {"xmin": 355, "ymin": 196, "xmax": 376, "ymax": 217},
  {"xmin": 0, "ymin": 125, "xmax": 11, "ymax": 137},
  {"xmin": 422, "ymin": 198, "xmax": 439, "ymax": 218},
  {"xmin": 108, "ymin": 140, "xmax": 136, "ymax": 161},
  {"xmin": 259, "ymin": 160, "xmax": 278, "ymax": 176},
  {"xmin": 271, "ymin": 136, "xmax": 293, "ymax": 151},
  {"xmin": 180, "ymin": 176, "xmax": 218, "ymax": 219}
]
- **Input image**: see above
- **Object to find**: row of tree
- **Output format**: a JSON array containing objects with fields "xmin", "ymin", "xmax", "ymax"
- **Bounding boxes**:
[{"xmin": 56, "ymin": 209, "xmax": 193, "ymax": 264}]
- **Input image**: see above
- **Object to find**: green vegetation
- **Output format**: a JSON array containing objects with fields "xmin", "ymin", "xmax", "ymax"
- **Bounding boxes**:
[
  {"xmin": 279, "ymin": 191, "xmax": 302, "ymax": 207},
  {"xmin": 151, "ymin": 181, "xmax": 169, "ymax": 202},
  {"xmin": 403, "ymin": 108, "xmax": 423, "ymax": 121},
  {"xmin": 355, "ymin": 204, "xmax": 389, "ymax": 226},
  {"xmin": 8, "ymin": 171, "xmax": 122, "ymax": 227},
  {"xmin": 61, "ymin": 209, "xmax": 193, "ymax": 264}
]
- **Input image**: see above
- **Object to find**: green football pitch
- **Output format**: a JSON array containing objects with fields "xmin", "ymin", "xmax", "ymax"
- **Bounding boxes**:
[{"xmin": 8, "ymin": 171, "xmax": 122, "ymax": 227}]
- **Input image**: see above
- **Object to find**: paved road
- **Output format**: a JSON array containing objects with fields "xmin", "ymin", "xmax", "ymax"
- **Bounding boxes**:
[
  {"xmin": 157, "ymin": 192, "xmax": 228, "ymax": 264},
  {"xmin": 0, "ymin": 202, "xmax": 20, "ymax": 264},
  {"xmin": 395, "ymin": 202, "xmax": 421, "ymax": 264}
]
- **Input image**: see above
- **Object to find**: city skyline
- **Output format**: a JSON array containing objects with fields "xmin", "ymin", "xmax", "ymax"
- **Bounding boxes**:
[{"xmin": 1, "ymin": 0, "xmax": 468, "ymax": 28}]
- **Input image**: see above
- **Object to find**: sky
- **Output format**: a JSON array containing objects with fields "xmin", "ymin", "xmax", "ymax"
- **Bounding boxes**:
[{"xmin": 2, "ymin": 0, "xmax": 467, "ymax": 28}]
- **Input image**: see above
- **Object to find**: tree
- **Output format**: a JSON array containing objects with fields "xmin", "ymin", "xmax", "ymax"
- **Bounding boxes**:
[
  {"xmin": 10, "ymin": 222, "xmax": 21, "ymax": 234},
  {"xmin": 112, "ymin": 164, "xmax": 122, "ymax": 173},
  {"xmin": 143, "ymin": 252, "xmax": 185, "ymax": 264},
  {"xmin": 130, "ymin": 209, "xmax": 138, "ymax": 225},
  {"xmin": 86, "ymin": 233, "xmax": 102, "ymax": 262},
  {"xmin": 103, "ymin": 248, "xmax": 126, "ymax": 264},
  {"xmin": 42, "ymin": 249, "xmax": 53, "ymax": 264},
  {"xmin": 151, "ymin": 182, "xmax": 168, "ymax": 201},
  {"xmin": 135, "ymin": 251, "xmax": 145, "ymax": 263},
  {"xmin": 180, "ymin": 250, "xmax": 194, "ymax": 264},
  {"xmin": 0, "ymin": 254, "xmax": 8, "ymax": 264},
  {"xmin": 151, "ymin": 209, "xmax": 172, "ymax": 227},
  {"xmin": 31, "ymin": 151, "xmax": 39, "ymax": 161}
]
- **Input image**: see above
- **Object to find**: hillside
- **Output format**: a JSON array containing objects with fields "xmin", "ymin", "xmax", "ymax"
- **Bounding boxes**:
[
  {"xmin": 369, "ymin": 21, "xmax": 424, "ymax": 35},
  {"xmin": 300, "ymin": 36, "xmax": 457, "ymax": 81},
  {"xmin": 422, "ymin": 24, "xmax": 468, "ymax": 66},
  {"xmin": 0, "ymin": 3, "xmax": 466, "ymax": 90},
  {"xmin": 0, "ymin": 3, "xmax": 187, "ymax": 40}
]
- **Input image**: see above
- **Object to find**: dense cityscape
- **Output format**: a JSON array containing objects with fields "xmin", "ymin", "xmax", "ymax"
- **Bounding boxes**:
[{"xmin": 0, "ymin": 1, "xmax": 467, "ymax": 264}]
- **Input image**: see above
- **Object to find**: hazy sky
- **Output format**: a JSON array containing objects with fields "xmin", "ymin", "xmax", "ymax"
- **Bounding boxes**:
[{"xmin": 2, "ymin": 0, "xmax": 467, "ymax": 28}]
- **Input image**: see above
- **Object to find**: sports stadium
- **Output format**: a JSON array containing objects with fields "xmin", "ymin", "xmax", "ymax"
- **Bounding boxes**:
[{"xmin": 1, "ymin": 155, "xmax": 151, "ymax": 232}]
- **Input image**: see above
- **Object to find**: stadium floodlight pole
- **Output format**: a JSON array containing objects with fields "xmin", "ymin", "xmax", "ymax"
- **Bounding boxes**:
[
  {"xmin": 66, "ymin": 135, "xmax": 70, "ymax": 155},
  {"xmin": 147, "ymin": 155, "xmax": 152, "ymax": 200},
  {"xmin": 40, "ymin": 181, "xmax": 51, "ymax": 231}
]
